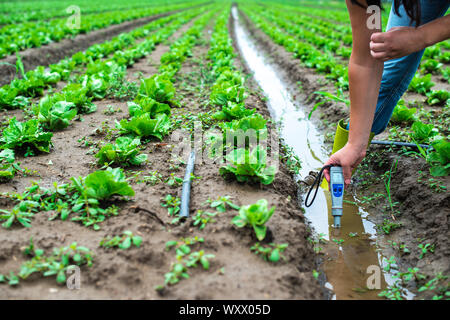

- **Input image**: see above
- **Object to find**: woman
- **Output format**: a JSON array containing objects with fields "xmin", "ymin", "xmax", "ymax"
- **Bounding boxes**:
[{"xmin": 323, "ymin": 0, "xmax": 450, "ymax": 187}]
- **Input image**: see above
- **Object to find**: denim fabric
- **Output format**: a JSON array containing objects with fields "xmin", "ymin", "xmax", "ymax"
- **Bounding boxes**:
[{"xmin": 350, "ymin": 0, "xmax": 449, "ymax": 134}]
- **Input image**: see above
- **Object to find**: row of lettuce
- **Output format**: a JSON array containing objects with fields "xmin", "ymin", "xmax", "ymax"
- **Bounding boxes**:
[
  {"xmin": 154, "ymin": 8, "xmax": 285, "ymax": 289},
  {"xmin": 0, "ymin": 0, "xmax": 189, "ymax": 25},
  {"xmin": 0, "ymin": 1, "xmax": 208, "ymax": 59}
]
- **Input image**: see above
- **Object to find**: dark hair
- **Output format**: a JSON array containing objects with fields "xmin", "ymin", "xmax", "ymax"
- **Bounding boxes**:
[{"xmin": 351, "ymin": 0, "xmax": 421, "ymax": 26}]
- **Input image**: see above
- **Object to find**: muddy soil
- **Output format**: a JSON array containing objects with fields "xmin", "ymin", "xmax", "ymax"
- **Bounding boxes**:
[
  {"xmin": 0, "ymin": 3, "xmax": 212, "ymax": 86},
  {"xmin": 236, "ymin": 7, "xmax": 449, "ymax": 299},
  {"xmin": 0, "ymin": 12, "xmax": 324, "ymax": 300}
]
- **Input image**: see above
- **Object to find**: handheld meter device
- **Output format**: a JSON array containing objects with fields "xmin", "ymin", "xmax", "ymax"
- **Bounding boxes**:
[{"xmin": 330, "ymin": 166, "xmax": 344, "ymax": 228}]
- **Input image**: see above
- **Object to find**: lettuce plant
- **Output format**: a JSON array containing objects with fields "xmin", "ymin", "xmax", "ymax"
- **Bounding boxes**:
[
  {"xmin": 0, "ymin": 149, "xmax": 18, "ymax": 181},
  {"xmin": 118, "ymin": 113, "xmax": 171, "ymax": 140},
  {"xmin": 231, "ymin": 199, "xmax": 275, "ymax": 241},
  {"xmin": 213, "ymin": 102, "xmax": 255, "ymax": 121},
  {"xmin": 420, "ymin": 59, "xmax": 442, "ymax": 74},
  {"xmin": 220, "ymin": 146, "xmax": 276, "ymax": 185},
  {"xmin": 390, "ymin": 101, "xmax": 416, "ymax": 124},
  {"xmin": 220, "ymin": 113, "xmax": 267, "ymax": 134},
  {"xmin": 75, "ymin": 167, "xmax": 135, "ymax": 201},
  {"xmin": 54, "ymin": 83, "xmax": 97, "ymax": 114},
  {"xmin": 408, "ymin": 74, "xmax": 435, "ymax": 95},
  {"xmin": 426, "ymin": 90, "xmax": 449, "ymax": 106},
  {"xmin": 210, "ymin": 83, "xmax": 248, "ymax": 107},
  {"xmin": 0, "ymin": 85, "xmax": 21, "ymax": 110},
  {"xmin": 33, "ymin": 96, "xmax": 77, "ymax": 131},
  {"xmin": 0, "ymin": 117, "xmax": 53, "ymax": 153},
  {"xmin": 427, "ymin": 139, "xmax": 450, "ymax": 177},
  {"xmin": 128, "ymin": 95, "xmax": 171, "ymax": 118},
  {"xmin": 137, "ymin": 74, "xmax": 179, "ymax": 107},
  {"xmin": 410, "ymin": 121, "xmax": 438, "ymax": 144},
  {"xmin": 95, "ymin": 137, "xmax": 147, "ymax": 167}
]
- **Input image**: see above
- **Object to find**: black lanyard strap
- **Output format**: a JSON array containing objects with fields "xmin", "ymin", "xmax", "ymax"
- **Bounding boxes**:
[{"xmin": 304, "ymin": 165, "xmax": 333, "ymax": 208}]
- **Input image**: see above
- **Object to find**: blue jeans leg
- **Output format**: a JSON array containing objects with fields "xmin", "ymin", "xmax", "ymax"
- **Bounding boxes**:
[{"xmin": 370, "ymin": 0, "xmax": 450, "ymax": 135}]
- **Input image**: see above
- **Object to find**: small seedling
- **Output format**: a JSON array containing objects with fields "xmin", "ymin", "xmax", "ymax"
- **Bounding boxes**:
[
  {"xmin": 205, "ymin": 196, "xmax": 240, "ymax": 213},
  {"xmin": 192, "ymin": 210, "xmax": 217, "ymax": 230},
  {"xmin": 398, "ymin": 267, "xmax": 426, "ymax": 282},
  {"xmin": 165, "ymin": 236, "xmax": 204, "ymax": 259},
  {"xmin": 377, "ymin": 218, "xmax": 402, "ymax": 235},
  {"xmin": 138, "ymin": 170, "xmax": 163, "ymax": 185},
  {"xmin": 378, "ymin": 280, "xmax": 406, "ymax": 300},
  {"xmin": 383, "ymin": 256, "xmax": 398, "ymax": 272},
  {"xmin": 332, "ymin": 238, "xmax": 344, "ymax": 245},
  {"xmin": 160, "ymin": 236, "xmax": 213, "ymax": 289},
  {"xmin": 161, "ymin": 195, "xmax": 181, "ymax": 216},
  {"xmin": 387, "ymin": 240, "xmax": 410, "ymax": 255},
  {"xmin": 418, "ymin": 243, "xmax": 435, "ymax": 259},
  {"xmin": 165, "ymin": 173, "xmax": 183, "ymax": 188},
  {"xmin": 99, "ymin": 231, "xmax": 142, "ymax": 249},
  {"xmin": 250, "ymin": 242, "xmax": 288, "ymax": 263}
]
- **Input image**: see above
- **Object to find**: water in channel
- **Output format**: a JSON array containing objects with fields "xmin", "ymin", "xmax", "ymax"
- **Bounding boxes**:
[{"xmin": 231, "ymin": 6, "xmax": 414, "ymax": 300}]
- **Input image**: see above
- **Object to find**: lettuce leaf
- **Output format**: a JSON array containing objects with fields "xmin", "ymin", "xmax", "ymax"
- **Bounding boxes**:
[
  {"xmin": 34, "ymin": 96, "xmax": 77, "ymax": 131},
  {"xmin": 95, "ymin": 137, "xmax": 147, "ymax": 167},
  {"xmin": 128, "ymin": 96, "xmax": 171, "ymax": 118},
  {"xmin": 220, "ymin": 146, "xmax": 276, "ymax": 185},
  {"xmin": 231, "ymin": 199, "xmax": 275, "ymax": 241},
  {"xmin": 118, "ymin": 113, "xmax": 170, "ymax": 141},
  {"xmin": 138, "ymin": 74, "xmax": 177, "ymax": 105},
  {"xmin": 82, "ymin": 167, "xmax": 135, "ymax": 200},
  {"xmin": 0, "ymin": 117, "xmax": 53, "ymax": 153}
]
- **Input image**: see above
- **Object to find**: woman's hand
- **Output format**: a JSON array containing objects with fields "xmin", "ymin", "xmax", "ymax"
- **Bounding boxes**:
[
  {"xmin": 370, "ymin": 27, "xmax": 426, "ymax": 61},
  {"xmin": 323, "ymin": 143, "xmax": 367, "ymax": 189},
  {"xmin": 370, "ymin": 15, "xmax": 450, "ymax": 62}
]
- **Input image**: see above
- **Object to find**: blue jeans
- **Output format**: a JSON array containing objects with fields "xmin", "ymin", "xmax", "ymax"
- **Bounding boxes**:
[{"xmin": 352, "ymin": 0, "xmax": 449, "ymax": 135}]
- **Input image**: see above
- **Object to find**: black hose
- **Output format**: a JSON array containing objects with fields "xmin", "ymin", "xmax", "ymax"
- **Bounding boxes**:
[
  {"xmin": 179, "ymin": 151, "xmax": 196, "ymax": 218},
  {"xmin": 371, "ymin": 140, "xmax": 431, "ymax": 149}
]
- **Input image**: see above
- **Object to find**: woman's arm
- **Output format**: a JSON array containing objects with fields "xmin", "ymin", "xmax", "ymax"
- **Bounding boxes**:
[
  {"xmin": 324, "ymin": 0, "xmax": 384, "ymax": 187},
  {"xmin": 370, "ymin": 14, "xmax": 450, "ymax": 61}
]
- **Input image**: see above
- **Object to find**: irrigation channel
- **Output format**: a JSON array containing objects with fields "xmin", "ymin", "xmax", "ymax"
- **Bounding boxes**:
[{"xmin": 231, "ymin": 6, "xmax": 414, "ymax": 300}]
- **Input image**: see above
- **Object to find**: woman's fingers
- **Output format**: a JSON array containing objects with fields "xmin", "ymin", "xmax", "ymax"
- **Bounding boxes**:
[
  {"xmin": 370, "ymin": 50, "xmax": 390, "ymax": 60},
  {"xmin": 369, "ymin": 41, "xmax": 385, "ymax": 52},
  {"xmin": 370, "ymin": 32, "xmax": 386, "ymax": 43},
  {"xmin": 323, "ymin": 167, "xmax": 331, "ymax": 184},
  {"xmin": 342, "ymin": 165, "xmax": 353, "ymax": 189}
]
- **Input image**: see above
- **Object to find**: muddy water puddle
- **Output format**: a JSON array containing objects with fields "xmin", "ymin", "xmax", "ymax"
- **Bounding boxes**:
[{"xmin": 231, "ymin": 6, "xmax": 414, "ymax": 300}]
